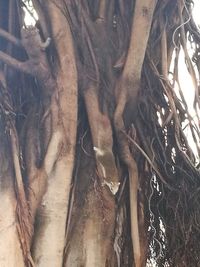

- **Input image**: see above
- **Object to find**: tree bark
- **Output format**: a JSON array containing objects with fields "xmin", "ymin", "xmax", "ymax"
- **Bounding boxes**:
[{"xmin": 0, "ymin": 1, "xmax": 200, "ymax": 267}]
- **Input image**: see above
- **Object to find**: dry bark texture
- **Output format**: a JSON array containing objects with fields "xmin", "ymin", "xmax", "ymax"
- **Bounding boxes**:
[{"xmin": 0, "ymin": 0, "xmax": 200, "ymax": 267}]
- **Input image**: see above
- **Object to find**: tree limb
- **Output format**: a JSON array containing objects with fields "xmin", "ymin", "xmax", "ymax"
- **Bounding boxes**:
[
  {"xmin": 32, "ymin": 0, "xmax": 50, "ymax": 38},
  {"xmin": 114, "ymin": 1, "xmax": 158, "ymax": 266},
  {"xmin": 0, "ymin": 28, "xmax": 22, "ymax": 47},
  {"xmin": 84, "ymin": 83, "xmax": 120, "ymax": 195},
  {"xmin": 0, "ymin": 51, "xmax": 31, "ymax": 74}
]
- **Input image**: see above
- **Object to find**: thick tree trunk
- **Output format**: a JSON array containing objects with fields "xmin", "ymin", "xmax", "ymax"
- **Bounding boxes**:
[
  {"xmin": 0, "ymin": 1, "xmax": 155, "ymax": 266},
  {"xmin": 30, "ymin": 2, "xmax": 78, "ymax": 266},
  {"xmin": 0, "ymin": 1, "xmax": 199, "ymax": 267},
  {"xmin": 0, "ymin": 120, "xmax": 25, "ymax": 267}
]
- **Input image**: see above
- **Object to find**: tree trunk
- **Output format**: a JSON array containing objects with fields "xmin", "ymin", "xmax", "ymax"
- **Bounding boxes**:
[{"xmin": 0, "ymin": 0, "xmax": 200, "ymax": 267}]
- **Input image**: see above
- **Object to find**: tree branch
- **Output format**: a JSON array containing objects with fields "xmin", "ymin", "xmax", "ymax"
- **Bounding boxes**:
[
  {"xmin": 0, "ymin": 51, "xmax": 31, "ymax": 74},
  {"xmin": 124, "ymin": 0, "xmax": 157, "ymax": 99},
  {"xmin": 113, "ymin": 2, "xmax": 158, "ymax": 266},
  {"xmin": 84, "ymin": 84, "xmax": 120, "ymax": 195},
  {"xmin": 0, "ymin": 28, "xmax": 22, "ymax": 47},
  {"xmin": 32, "ymin": 0, "xmax": 50, "ymax": 39}
]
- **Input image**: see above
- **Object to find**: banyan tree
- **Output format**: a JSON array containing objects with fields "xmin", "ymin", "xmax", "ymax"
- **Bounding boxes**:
[{"xmin": 0, "ymin": 0, "xmax": 200, "ymax": 266}]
